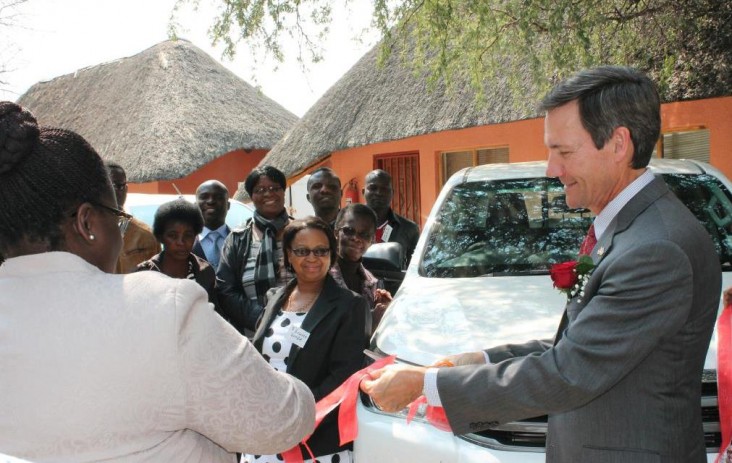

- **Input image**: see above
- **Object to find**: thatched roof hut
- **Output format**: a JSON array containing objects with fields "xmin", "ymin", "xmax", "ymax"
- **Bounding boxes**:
[
  {"xmin": 259, "ymin": 43, "xmax": 542, "ymax": 179},
  {"xmin": 260, "ymin": 20, "xmax": 732, "ymax": 180},
  {"xmin": 18, "ymin": 39, "xmax": 298, "ymax": 183}
]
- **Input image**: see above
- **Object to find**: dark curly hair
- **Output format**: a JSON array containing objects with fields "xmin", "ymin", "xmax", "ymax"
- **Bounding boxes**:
[
  {"xmin": 282, "ymin": 216, "xmax": 337, "ymax": 271},
  {"xmin": 152, "ymin": 198, "xmax": 205, "ymax": 240},
  {"xmin": 243, "ymin": 165, "xmax": 287, "ymax": 197},
  {"xmin": 0, "ymin": 101, "xmax": 110, "ymax": 254}
]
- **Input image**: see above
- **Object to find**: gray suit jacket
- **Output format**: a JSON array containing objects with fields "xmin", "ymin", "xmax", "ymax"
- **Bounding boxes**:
[{"xmin": 438, "ymin": 177, "xmax": 721, "ymax": 463}]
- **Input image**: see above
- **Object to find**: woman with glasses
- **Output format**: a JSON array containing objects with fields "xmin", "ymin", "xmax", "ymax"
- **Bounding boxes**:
[
  {"xmin": 135, "ymin": 198, "xmax": 217, "ymax": 307},
  {"xmin": 218, "ymin": 165, "xmax": 294, "ymax": 336},
  {"xmin": 331, "ymin": 203, "xmax": 393, "ymax": 332},
  {"xmin": 242, "ymin": 216, "xmax": 370, "ymax": 463},
  {"xmin": 0, "ymin": 102, "xmax": 315, "ymax": 461}
]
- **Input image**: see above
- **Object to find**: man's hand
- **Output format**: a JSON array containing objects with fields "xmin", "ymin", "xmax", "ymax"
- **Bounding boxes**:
[
  {"xmin": 374, "ymin": 288, "xmax": 392, "ymax": 305},
  {"xmin": 724, "ymin": 286, "xmax": 732, "ymax": 307},
  {"xmin": 372, "ymin": 289, "xmax": 393, "ymax": 328},
  {"xmin": 360, "ymin": 364, "xmax": 427, "ymax": 413}
]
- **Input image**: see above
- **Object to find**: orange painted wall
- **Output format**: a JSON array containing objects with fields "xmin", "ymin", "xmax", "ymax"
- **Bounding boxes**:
[
  {"xmin": 128, "ymin": 149, "xmax": 267, "ymax": 196},
  {"xmin": 320, "ymin": 96, "xmax": 731, "ymax": 228},
  {"xmin": 661, "ymin": 96, "xmax": 732, "ymax": 177},
  {"xmin": 329, "ymin": 118, "xmax": 545, "ymax": 226}
]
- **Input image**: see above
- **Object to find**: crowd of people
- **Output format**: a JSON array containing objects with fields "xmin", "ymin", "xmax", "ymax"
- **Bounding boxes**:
[
  {"xmin": 0, "ymin": 64, "xmax": 728, "ymax": 463},
  {"xmin": 0, "ymin": 99, "xmax": 420, "ymax": 462},
  {"xmin": 0, "ymin": 103, "xmax": 315, "ymax": 462}
]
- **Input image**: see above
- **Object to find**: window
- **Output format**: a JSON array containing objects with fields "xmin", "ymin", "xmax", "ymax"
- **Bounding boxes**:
[
  {"xmin": 420, "ymin": 173, "xmax": 732, "ymax": 278},
  {"xmin": 441, "ymin": 147, "xmax": 509, "ymax": 185},
  {"xmin": 662, "ymin": 129, "xmax": 710, "ymax": 162},
  {"xmin": 652, "ymin": 129, "xmax": 710, "ymax": 162}
]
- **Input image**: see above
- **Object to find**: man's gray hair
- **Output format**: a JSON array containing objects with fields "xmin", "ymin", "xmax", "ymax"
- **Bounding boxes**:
[{"xmin": 540, "ymin": 66, "xmax": 661, "ymax": 168}]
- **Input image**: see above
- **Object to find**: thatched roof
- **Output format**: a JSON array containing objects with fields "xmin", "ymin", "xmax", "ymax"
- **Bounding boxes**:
[
  {"xmin": 17, "ymin": 39, "xmax": 298, "ymax": 182},
  {"xmin": 260, "ymin": 43, "xmax": 542, "ymax": 178},
  {"xmin": 261, "ymin": 24, "xmax": 732, "ymax": 180}
]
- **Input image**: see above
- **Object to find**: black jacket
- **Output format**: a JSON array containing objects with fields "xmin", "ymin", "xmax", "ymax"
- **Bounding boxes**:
[
  {"xmin": 252, "ymin": 274, "xmax": 371, "ymax": 458},
  {"xmin": 383, "ymin": 209, "xmax": 420, "ymax": 268},
  {"xmin": 216, "ymin": 220, "xmax": 259, "ymax": 334}
]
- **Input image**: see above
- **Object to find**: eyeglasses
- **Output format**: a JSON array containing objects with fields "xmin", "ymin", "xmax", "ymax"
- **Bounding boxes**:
[
  {"xmin": 91, "ymin": 201, "xmax": 133, "ymax": 229},
  {"xmin": 290, "ymin": 247, "xmax": 331, "ymax": 257},
  {"xmin": 252, "ymin": 185, "xmax": 284, "ymax": 195},
  {"xmin": 338, "ymin": 226, "xmax": 373, "ymax": 241},
  {"xmin": 70, "ymin": 201, "xmax": 133, "ymax": 232}
]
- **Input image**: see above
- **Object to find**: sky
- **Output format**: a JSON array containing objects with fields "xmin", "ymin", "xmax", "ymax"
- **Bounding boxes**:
[{"xmin": 0, "ymin": 0, "xmax": 378, "ymax": 117}]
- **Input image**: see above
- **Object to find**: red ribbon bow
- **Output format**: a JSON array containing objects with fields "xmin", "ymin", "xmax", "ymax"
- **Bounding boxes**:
[
  {"xmin": 405, "ymin": 395, "xmax": 452, "ymax": 432},
  {"xmin": 282, "ymin": 355, "xmax": 396, "ymax": 463},
  {"xmin": 281, "ymin": 354, "xmax": 453, "ymax": 462}
]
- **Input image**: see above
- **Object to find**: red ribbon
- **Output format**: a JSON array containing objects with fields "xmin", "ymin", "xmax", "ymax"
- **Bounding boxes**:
[
  {"xmin": 718, "ymin": 304, "xmax": 732, "ymax": 463},
  {"xmin": 281, "ymin": 354, "xmax": 453, "ymax": 462},
  {"xmin": 281, "ymin": 355, "xmax": 396, "ymax": 463},
  {"xmin": 406, "ymin": 395, "xmax": 452, "ymax": 432}
]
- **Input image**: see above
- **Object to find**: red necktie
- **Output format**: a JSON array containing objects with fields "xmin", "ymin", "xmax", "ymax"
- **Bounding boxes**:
[{"xmin": 579, "ymin": 223, "xmax": 597, "ymax": 256}]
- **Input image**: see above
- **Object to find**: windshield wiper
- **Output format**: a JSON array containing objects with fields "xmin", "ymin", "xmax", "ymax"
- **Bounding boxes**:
[{"xmin": 480, "ymin": 269, "xmax": 550, "ymax": 277}]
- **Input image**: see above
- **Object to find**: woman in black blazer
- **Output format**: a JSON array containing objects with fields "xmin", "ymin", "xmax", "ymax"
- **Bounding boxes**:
[{"xmin": 243, "ymin": 217, "xmax": 370, "ymax": 463}]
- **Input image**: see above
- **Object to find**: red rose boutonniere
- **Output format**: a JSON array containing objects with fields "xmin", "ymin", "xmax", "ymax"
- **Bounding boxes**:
[{"xmin": 550, "ymin": 255, "xmax": 595, "ymax": 302}]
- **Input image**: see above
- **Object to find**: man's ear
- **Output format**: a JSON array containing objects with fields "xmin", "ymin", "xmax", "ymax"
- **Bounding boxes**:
[
  {"xmin": 226, "ymin": 200, "xmax": 231, "ymax": 211},
  {"xmin": 306, "ymin": 193, "xmax": 311, "ymax": 203},
  {"xmin": 611, "ymin": 126, "xmax": 633, "ymax": 164}
]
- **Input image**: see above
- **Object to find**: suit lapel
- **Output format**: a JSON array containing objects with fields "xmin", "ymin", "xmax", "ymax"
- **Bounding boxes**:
[
  {"xmin": 192, "ymin": 237, "xmax": 206, "ymax": 260},
  {"xmin": 192, "ymin": 227, "xmax": 230, "ymax": 262},
  {"xmin": 589, "ymin": 176, "xmax": 669, "ymax": 267},
  {"xmin": 286, "ymin": 275, "xmax": 342, "ymax": 370},
  {"xmin": 554, "ymin": 176, "xmax": 670, "ymax": 344},
  {"xmin": 252, "ymin": 280, "xmax": 295, "ymax": 350}
]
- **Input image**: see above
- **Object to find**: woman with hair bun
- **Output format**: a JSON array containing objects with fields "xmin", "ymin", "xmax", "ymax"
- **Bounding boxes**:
[
  {"xmin": 136, "ymin": 198, "xmax": 217, "ymax": 306},
  {"xmin": 0, "ymin": 101, "xmax": 315, "ymax": 462}
]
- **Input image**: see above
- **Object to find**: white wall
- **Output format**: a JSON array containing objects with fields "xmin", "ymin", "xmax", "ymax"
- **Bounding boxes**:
[{"xmin": 285, "ymin": 175, "xmax": 315, "ymax": 218}]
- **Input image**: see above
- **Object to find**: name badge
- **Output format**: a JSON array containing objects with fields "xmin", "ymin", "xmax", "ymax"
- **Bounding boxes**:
[
  {"xmin": 382, "ymin": 224, "xmax": 393, "ymax": 242},
  {"xmin": 288, "ymin": 325, "xmax": 310, "ymax": 348}
]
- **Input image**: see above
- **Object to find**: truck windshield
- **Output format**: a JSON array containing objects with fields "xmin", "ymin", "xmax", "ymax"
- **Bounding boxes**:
[{"xmin": 420, "ymin": 174, "xmax": 732, "ymax": 278}]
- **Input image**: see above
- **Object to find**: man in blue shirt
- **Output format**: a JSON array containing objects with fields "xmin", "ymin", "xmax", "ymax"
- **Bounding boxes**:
[{"xmin": 193, "ymin": 180, "xmax": 230, "ymax": 270}]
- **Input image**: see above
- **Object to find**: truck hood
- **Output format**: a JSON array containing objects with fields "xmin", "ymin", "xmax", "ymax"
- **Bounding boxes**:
[{"xmin": 373, "ymin": 274, "xmax": 722, "ymax": 371}]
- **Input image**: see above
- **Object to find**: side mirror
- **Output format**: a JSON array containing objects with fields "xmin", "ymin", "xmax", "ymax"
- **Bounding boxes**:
[
  {"xmin": 363, "ymin": 242, "xmax": 406, "ymax": 295},
  {"xmin": 363, "ymin": 242, "xmax": 404, "ymax": 272}
]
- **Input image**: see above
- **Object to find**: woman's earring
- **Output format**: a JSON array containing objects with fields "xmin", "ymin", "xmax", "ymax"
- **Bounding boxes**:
[{"xmin": 89, "ymin": 234, "xmax": 96, "ymax": 241}]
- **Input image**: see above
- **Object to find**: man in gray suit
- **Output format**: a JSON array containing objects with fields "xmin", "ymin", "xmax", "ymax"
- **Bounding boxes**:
[{"xmin": 361, "ymin": 66, "xmax": 721, "ymax": 462}]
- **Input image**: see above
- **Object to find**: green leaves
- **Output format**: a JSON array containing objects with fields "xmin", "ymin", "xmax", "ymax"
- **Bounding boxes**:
[
  {"xmin": 575, "ymin": 254, "xmax": 595, "ymax": 275},
  {"xmin": 170, "ymin": 0, "xmax": 732, "ymax": 103}
]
